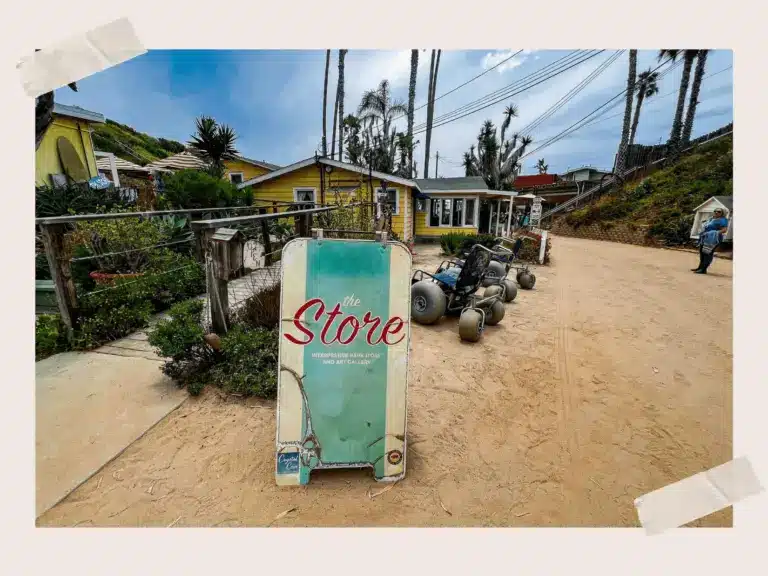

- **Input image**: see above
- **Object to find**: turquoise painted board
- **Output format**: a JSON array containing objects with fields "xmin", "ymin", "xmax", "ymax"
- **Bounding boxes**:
[{"xmin": 276, "ymin": 238, "xmax": 412, "ymax": 486}]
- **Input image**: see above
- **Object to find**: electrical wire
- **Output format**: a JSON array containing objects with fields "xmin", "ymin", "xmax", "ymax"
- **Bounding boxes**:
[
  {"xmin": 576, "ymin": 65, "xmax": 733, "ymax": 131},
  {"xmin": 413, "ymin": 51, "xmax": 606, "ymax": 136},
  {"xmin": 519, "ymin": 55, "xmax": 681, "ymax": 161},
  {"xmin": 518, "ymin": 50, "xmax": 625, "ymax": 137},
  {"xmin": 412, "ymin": 50, "xmax": 597, "ymax": 131}
]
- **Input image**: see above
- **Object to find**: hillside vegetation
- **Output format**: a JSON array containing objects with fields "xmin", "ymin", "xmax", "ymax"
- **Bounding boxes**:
[
  {"xmin": 564, "ymin": 135, "xmax": 733, "ymax": 246},
  {"xmin": 91, "ymin": 119, "xmax": 186, "ymax": 166}
]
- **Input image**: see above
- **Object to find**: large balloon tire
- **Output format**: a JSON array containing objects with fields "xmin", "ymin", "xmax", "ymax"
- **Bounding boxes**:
[
  {"xmin": 519, "ymin": 271, "xmax": 536, "ymax": 290},
  {"xmin": 502, "ymin": 279, "xmax": 517, "ymax": 302},
  {"xmin": 484, "ymin": 284, "xmax": 504, "ymax": 300},
  {"xmin": 482, "ymin": 260, "xmax": 507, "ymax": 288},
  {"xmin": 484, "ymin": 300, "xmax": 506, "ymax": 326},
  {"xmin": 458, "ymin": 309, "xmax": 483, "ymax": 342},
  {"xmin": 411, "ymin": 280, "xmax": 447, "ymax": 324}
]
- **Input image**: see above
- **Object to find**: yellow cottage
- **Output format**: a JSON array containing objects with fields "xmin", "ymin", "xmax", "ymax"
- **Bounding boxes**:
[
  {"xmin": 36, "ymin": 104, "xmax": 105, "ymax": 187},
  {"xmin": 144, "ymin": 150, "xmax": 279, "ymax": 183},
  {"xmin": 238, "ymin": 157, "xmax": 425, "ymax": 243}
]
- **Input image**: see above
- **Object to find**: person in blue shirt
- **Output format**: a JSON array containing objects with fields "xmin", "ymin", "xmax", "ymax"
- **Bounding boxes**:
[{"xmin": 692, "ymin": 208, "xmax": 729, "ymax": 274}]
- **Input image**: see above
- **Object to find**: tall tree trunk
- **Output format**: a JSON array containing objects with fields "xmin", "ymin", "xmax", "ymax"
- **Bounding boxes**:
[
  {"xmin": 628, "ymin": 91, "xmax": 646, "ymax": 147},
  {"xmin": 424, "ymin": 49, "xmax": 441, "ymax": 178},
  {"xmin": 615, "ymin": 49, "xmax": 637, "ymax": 178},
  {"xmin": 682, "ymin": 50, "xmax": 708, "ymax": 145},
  {"xmin": 330, "ymin": 52, "xmax": 340, "ymax": 160},
  {"xmin": 407, "ymin": 49, "xmax": 418, "ymax": 176},
  {"xmin": 668, "ymin": 51, "xmax": 696, "ymax": 153},
  {"xmin": 321, "ymin": 50, "xmax": 330, "ymax": 157},
  {"xmin": 337, "ymin": 49, "xmax": 347, "ymax": 160},
  {"xmin": 423, "ymin": 50, "xmax": 436, "ymax": 178}
]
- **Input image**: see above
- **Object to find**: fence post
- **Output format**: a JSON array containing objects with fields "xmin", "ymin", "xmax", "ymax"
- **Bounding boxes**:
[
  {"xmin": 206, "ymin": 229, "xmax": 230, "ymax": 335},
  {"xmin": 40, "ymin": 223, "xmax": 78, "ymax": 341},
  {"xmin": 259, "ymin": 207, "xmax": 272, "ymax": 266}
]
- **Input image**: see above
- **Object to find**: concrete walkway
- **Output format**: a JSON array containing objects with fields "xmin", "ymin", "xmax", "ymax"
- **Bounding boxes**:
[{"xmin": 35, "ymin": 263, "xmax": 282, "ymax": 517}]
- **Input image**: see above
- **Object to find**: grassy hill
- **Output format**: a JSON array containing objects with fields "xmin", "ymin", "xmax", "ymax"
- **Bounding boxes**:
[
  {"xmin": 563, "ymin": 135, "xmax": 733, "ymax": 246},
  {"xmin": 91, "ymin": 119, "xmax": 187, "ymax": 166}
]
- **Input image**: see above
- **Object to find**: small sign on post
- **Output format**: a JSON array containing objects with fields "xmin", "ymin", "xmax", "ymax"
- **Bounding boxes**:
[
  {"xmin": 276, "ymin": 237, "xmax": 412, "ymax": 486},
  {"xmin": 530, "ymin": 196, "xmax": 543, "ymax": 227}
]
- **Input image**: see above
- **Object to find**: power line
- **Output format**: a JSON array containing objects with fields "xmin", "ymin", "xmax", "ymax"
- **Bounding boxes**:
[
  {"xmin": 576, "ymin": 65, "xmax": 734, "ymax": 131},
  {"xmin": 413, "ymin": 50, "xmax": 595, "ymax": 131},
  {"xmin": 519, "ymin": 55, "xmax": 680, "ymax": 161},
  {"xmin": 410, "ymin": 49, "xmax": 525, "ymax": 115},
  {"xmin": 518, "ymin": 50, "xmax": 624, "ymax": 137},
  {"xmin": 413, "ymin": 50, "xmax": 606, "ymax": 136}
]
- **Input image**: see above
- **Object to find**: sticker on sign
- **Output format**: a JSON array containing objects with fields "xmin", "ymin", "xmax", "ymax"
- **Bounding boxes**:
[{"xmin": 275, "ymin": 237, "xmax": 412, "ymax": 486}]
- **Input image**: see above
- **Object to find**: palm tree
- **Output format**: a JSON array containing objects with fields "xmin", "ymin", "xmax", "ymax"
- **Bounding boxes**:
[
  {"xmin": 629, "ymin": 69, "xmax": 660, "ymax": 146},
  {"xmin": 614, "ymin": 49, "xmax": 637, "ymax": 177},
  {"xmin": 188, "ymin": 116, "xmax": 239, "ymax": 177},
  {"xmin": 407, "ymin": 49, "xmax": 419, "ymax": 176},
  {"xmin": 500, "ymin": 104, "xmax": 518, "ymax": 149},
  {"xmin": 423, "ymin": 49, "xmax": 441, "ymax": 178},
  {"xmin": 681, "ymin": 50, "xmax": 709, "ymax": 145},
  {"xmin": 336, "ymin": 50, "xmax": 348, "ymax": 160},
  {"xmin": 321, "ymin": 50, "xmax": 330, "ymax": 157},
  {"xmin": 659, "ymin": 49, "xmax": 698, "ymax": 154},
  {"xmin": 357, "ymin": 79, "xmax": 408, "ymax": 157},
  {"xmin": 536, "ymin": 158, "xmax": 549, "ymax": 174}
]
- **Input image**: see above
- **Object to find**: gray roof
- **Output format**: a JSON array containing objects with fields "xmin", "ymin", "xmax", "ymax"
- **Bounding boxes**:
[
  {"xmin": 232, "ymin": 155, "xmax": 281, "ymax": 171},
  {"xmin": 413, "ymin": 176, "xmax": 488, "ymax": 191},
  {"xmin": 53, "ymin": 103, "xmax": 105, "ymax": 123},
  {"xmin": 713, "ymin": 196, "xmax": 733, "ymax": 211}
]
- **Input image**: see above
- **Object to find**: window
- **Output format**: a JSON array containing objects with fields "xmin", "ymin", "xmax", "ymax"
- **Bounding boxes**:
[
  {"xmin": 375, "ymin": 188, "xmax": 399, "ymax": 216},
  {"xmin": 293, "ymin": 188, "xmax": 316, "ymax": 210},
  {"xmin": 451, "ymin": 199, "xmax": 464, "ymax": 227},
  {"xmin": 465, "ymin": 198, "xmax": 476, "ymax": 226},
  {"xmin": 427, "ymin": 197, "xmax": 477, "ymax": 227},
  {"xmin": 228, "ymin": 172, "xmax": 244, "ymax": 185},
  {"xmin": 416, "ymin": 198, "xmax": 426, "ymax": 212},
  {"xmin": 429, "ymin": 199, "xmax": 440, "ymax": 226}
]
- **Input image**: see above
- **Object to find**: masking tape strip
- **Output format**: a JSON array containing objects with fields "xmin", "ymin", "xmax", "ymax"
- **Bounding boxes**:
[
  {"xmin": 18, "ymin": 17, "xmax": 146, "ymax": 97},
  {"xmin": 634, "ymin": 456, "xmax": 764, "ymax": 535}
]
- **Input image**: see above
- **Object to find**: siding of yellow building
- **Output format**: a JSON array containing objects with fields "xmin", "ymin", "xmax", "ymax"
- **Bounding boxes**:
[
  {"xmin": 223, "ymin": 159, "xmax": 271, "ymax": 184},
  {"xmin": 248, "ymin": 162, "xmax": 415, "ymax": 241},
  {"xmin": 36, "ymin": 117, "xmax": 99, "ymax": 187},
  {"xmin": 414, "ymin": 193, "xmax": 480, "ymax": 238}
]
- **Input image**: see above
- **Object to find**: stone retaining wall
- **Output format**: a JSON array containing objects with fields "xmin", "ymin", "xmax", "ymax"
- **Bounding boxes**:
[{"xmin": 550, "ymin": 219, "xmax": 659, "ymax": 247}]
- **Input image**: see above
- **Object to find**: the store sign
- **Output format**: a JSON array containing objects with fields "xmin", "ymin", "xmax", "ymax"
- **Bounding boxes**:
[{"xmin": 276, "ymin": 237, "xmax": 411, "ymax": 486}]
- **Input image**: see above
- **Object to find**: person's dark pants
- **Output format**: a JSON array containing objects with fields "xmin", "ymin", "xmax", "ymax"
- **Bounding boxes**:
[{"xmin": 697, "ymin": 246, "xmax": 715, "ymax": 272}]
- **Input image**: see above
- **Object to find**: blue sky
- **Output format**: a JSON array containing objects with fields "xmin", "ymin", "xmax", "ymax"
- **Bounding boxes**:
[{"xmin": 55, "ymin": 49, "xmax": 733, "ymax": 178}]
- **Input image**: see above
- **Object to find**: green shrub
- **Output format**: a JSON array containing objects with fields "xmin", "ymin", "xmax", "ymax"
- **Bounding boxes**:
[
  {"xmin": 161, "ymin": 169, "xmax": 249, "ymax": 209},
  {"xmin": 209, "ymin": 326, "xmax": 279, "ymax": 398},
  {"xmin": 69, "ymin": 209, "xmax": 168, "ymax": 274},
  {"xmin": 439, "ymin": 232, "xmax": 471, "ymax": 255},
  {"xmin": 35, "ymin": 183, "xmax": 134, "ymax": 218},
  {"xmin": 75, "ymin": 253, "xmax": 205, "ymax": 348},
  {"xmin": 148, "ymin": 299, "xmax": 214, "ymax": 394},
  {"xmin": 36, "ymin": 314, "xmax": 69, "ymax": 361},
  {"xmin": 148, "ymin": 288, "xmax": 282, "ymax": 399}
]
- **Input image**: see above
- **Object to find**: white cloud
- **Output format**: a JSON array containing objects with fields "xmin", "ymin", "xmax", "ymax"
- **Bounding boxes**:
[{"xmin": 482, "ymin": 49, "xmax": 532, "ymax": 74}]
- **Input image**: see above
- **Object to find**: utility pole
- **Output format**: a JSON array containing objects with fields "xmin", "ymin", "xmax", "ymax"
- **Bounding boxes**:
[{"xmin": 435, "ymin": 152, "xmax": 439, "ymax": 178}]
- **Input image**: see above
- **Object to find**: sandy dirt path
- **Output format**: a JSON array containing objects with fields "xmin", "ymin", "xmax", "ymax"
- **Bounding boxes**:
[{"xmin": 37, "ymin": 236, "xmax": 732, "ymax": 527}]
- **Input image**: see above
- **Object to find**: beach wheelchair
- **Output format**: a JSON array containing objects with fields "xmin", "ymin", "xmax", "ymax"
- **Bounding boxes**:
[
  {"xmin": 488, "ymin": 237, "xmax": 537, "ymax": 290},
  {"xmin": 410, "ymin": 244, "xmax": 505, "ymax": 342}
]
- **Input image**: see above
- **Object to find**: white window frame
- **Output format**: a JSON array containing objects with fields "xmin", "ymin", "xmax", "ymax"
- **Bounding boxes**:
[
  {"xmin": 426, "ymin": 197, "xmax": 478, "ymax": 228},
  {"xmin": 375, "ymin": 187, "xmax": 399, "ymax": 216},
  {"xmin": 228, "ymin": 171, "xmax": 244, "ymax": 184},
  {"xmin": 293, "ymin": 187, "xmax": 317, "ymax": 205}
]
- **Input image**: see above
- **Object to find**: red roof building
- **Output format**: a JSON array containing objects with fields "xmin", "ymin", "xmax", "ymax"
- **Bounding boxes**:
[{"xmin": 513, "ymin": 174, "xmax": 559, "ymax": 189}]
